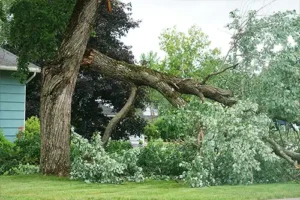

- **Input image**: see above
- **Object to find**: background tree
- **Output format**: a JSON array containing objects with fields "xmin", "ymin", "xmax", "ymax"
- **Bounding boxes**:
[{"xmin": 140, "ymin": 26, "xmax": 223, "ymax": 113}]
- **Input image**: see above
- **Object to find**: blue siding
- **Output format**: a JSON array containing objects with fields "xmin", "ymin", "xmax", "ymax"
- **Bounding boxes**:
[{"xmin": 0, "ymin": 70, "xmax": 25, "ymax": 141}]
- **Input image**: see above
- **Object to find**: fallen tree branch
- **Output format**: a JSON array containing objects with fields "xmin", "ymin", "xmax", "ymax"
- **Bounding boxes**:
[
  {"xmin": 102, "ymin": 83, "xmax": 138, "ymax": 146},
  {"xmin": 84, "ymin": 49, "xmax": 237, "ymax": 107},
  {"xmin": 201, "ymin": 63, "xmax": 239, "ymax": 85},
  {"xmin": 263, "ymin": 137, "xmax": 300, "ymax": 168}
]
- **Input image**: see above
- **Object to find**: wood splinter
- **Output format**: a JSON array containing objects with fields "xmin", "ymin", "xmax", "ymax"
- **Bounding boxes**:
[{"xmin": 81, "ymin": 49, "xmax": 95, "ymax": 66}]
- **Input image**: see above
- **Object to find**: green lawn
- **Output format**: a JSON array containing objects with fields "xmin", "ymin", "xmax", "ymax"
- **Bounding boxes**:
[{"xmin": 0, "ymin": 175, "xmax": 299, "ymax": 200}]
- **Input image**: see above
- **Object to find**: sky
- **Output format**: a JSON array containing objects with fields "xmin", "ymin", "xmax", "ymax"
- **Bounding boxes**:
[{"xmin": 121, "ymin": 0, "xmax": 299, "ymax": 60}]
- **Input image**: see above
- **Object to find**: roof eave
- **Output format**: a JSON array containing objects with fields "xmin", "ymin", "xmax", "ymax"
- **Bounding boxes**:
[{"xmin": 0, "ymin": 65, "xmax": 41, "ymax": 73}]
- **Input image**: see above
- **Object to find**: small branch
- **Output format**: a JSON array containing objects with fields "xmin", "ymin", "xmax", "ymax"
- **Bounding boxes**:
[
  {"xmin": 201, "ymin": 63, "xmax": 239, "ymax": 84},
  {"xmin": 101, "ymin": 83, "xmax": 138, "ymax": 146},
  {"xmin": 220, "ymin": 1, "xmax": 277, "ymax": 66}
]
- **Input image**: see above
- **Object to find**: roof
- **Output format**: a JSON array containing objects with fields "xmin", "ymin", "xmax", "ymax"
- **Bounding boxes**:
[
  {"xmin": 0, "ymin": 47, "xmax": 41, "ymax": 73},
  {"xmin": 100, "ymin": 103, "xmax": 117, "ymax": 117}
]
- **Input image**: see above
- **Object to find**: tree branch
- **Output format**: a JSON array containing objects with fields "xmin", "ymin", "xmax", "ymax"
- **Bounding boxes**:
[
  {"xmin": 102, "ymin": 83, "xmax": 138, "ymax": 146},
  {"xmin": 263, "ymin": 137, "xmax": 299, "ymax": 168},
  {"xmin": 201, "ymin": 63, "xmax": 239, "ymax": 85},
  {"xmin": 83, "ymin": 49, "xmax": 237, "ymax": 107}
]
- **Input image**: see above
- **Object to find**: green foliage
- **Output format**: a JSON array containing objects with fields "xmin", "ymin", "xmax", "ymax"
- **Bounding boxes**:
[
  {"xmin": 0, "ymin": 117, "xmax": 41, "ymax": 175},
  {"xmin": 217, "ymin": 10, "xmax": 300, "ymax": 157},
  {"xmin": 111, "ymin": 148, "xmax": 144, "ymax": 182},
  {"xmin": 220, "ymin": 10, "xmax": 300, "ymax": 123},
  {"xmin": 0, "ymin": 130, "xmax": 14, "ymax": 152},
  {"xmin": 0, "ymin": 131, "xmax": 19, "ymax": 175},
  {"xmin": 105, "ymin": 140, "xmax": 133, "ymax": 154},
  {"xmin": 147, "ymin": 100, "xmax": 288, "ymax": 186},
  {"xmin": 0, "ymin": 1, "xmax": 6, "ymax": 22},
  {"xmin": 144, "ymin": 107, "xmax": 201, "ymax": 141},
  {"xmin": 180, "ymin": 155, "xmax": 216, "ymax": 187},
  {"xmin": 137, "ymin": 139, "xmax": 197, "ymax": 178},
  {"xmin": 4, "ymin": 164, "xmax": 39, "ymax": 175},
  {"xmin": 140, "ymin": 25, "xmax": 222, "ymax": 111},
  {"xmin": 0, "ymin": 0, "xmax": 14, "ymax": 44},
  {"xmin": 7, "ymin": 0, "xmax": 75, "ymax": 82},
  {"xmin": 14, "ymin": 116, "xmax": 41, "ymax": 165},
  {"xmin": 144, "ymin": 122, "xmax": 161, "ymax": 140},
  {"xmin": 157, "ymin": 25, "xmax": 221, "ymax": 79},
  {"xmin": 253, "ymin": 156, "xmax": 296, "ymax": 183},
  {"xmin": 70, "ymin": 131, "xmax": 144, "ymax": 184}
]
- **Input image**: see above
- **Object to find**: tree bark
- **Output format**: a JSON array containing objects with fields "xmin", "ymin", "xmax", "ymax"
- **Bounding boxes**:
[
  {"xmin": 40, "ymin": 0, "xmax": 100, "ymax": 176},
  {"xmin": 102, "ymin": 84, "xmax": 138, "ymax": 146},
  {"xmin": 86, "ymin": 50, "xmax": 237, "ymax": 107}
]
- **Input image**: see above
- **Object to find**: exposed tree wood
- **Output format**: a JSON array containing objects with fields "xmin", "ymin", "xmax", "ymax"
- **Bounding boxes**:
[
  {"xmin": 102, "ymin": 84, "xmax": 138, "ymax": 146},
  {"xmin": 263, "ymin": 137, "xmax": 300, "ymax": 168},
  {"xmin": 84, "ymin": 49, "xmax": 237, "ymax": 107},
  {"xmin": 40, "ymin": 0, "xmax": 100, "ymax": 176}
]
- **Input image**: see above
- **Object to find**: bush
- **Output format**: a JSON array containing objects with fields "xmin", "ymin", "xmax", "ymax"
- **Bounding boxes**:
[
  {"xmin": 105, "ymin": 140, "xmax": 132, "ymax": 154},
  {"xmin": 70, "ymin": 131, "xmax": 144, "ymax": 184},
  {"xmin": 144, "ymin": 123, "xmax": 161, "ymax": 140},
  {"xmin": 0, "ymin": 130, "xmax": 14, "ymax": 151},
  {"xmin": 137, "ymin": 139, "xmax": 197, "ymax": 178},
  {"xmin": 4, "ymin": 164, "xmax": 39, "ymax": 175},
  {"xmin": 0, "ymin": 131, "xmax": 19, "ymax": 175},
  {"xmin": 14, "ymin": 116, "xmax": 41, "ymax": 165}
]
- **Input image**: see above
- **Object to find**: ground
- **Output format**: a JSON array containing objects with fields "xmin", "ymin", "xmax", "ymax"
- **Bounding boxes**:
[{"xmin": 0, "ymin": 175, "xmax": 299, "ymax": 200}]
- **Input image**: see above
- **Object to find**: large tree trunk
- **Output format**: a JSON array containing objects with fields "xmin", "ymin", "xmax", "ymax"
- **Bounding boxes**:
[
  {"xmin": 40, "ymin": 0, "xmax": 100, "ymax": 176},
  {"xmin": 102, "ymin": 84, "xmax": 138, "ymax": 146}
]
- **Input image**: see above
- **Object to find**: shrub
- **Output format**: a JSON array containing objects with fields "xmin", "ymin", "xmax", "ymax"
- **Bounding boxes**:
[
  {"xmin": 4, "ymin": 164, "xmax": 39, "ymax": 175},
  {"xmin": 0, "ymin": 130, "xmax": 14, "ymax": 151},
  {"xmin": 105, "ymin": 140, "xmax": 132, "ymax": 154},
  {"xmin": 14, "ymin": 116, "xmax": 41, "ymax": 165},
  {"xmin": 137, "ymin": 139, "xmax": 197, "ymax": 178},
  {"xmin": 70, "ymin": 131, "xmax": 144, "ymax": 184},
  {"xmin": 144, "ymin": 123, "xmax": 161, "ymax": 140},
  {"xmin": 0, "ymin": 131, "xmax": 19, "ymax": 175}
]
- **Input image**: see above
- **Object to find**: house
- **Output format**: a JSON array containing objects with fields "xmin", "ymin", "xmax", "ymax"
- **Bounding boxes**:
[{"xmin": 0, "ymin": 48, "xmax": 40, "ymax": 141}]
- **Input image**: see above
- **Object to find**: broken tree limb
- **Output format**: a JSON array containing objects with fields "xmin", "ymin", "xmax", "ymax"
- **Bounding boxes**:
[
  {"xmin": 101, "ymin": 83, "xmax": 138, "ymax": 146},
  {"xmin": 263, "ymin": 137, "xmax": 300, "ymax": 168},
  {"xmin": 86, "ymin": 49, "xmax": 237, "ymax": 107}
]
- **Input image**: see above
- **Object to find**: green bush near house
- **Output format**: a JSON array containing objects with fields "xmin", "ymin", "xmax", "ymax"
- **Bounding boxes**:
[
  {"xmin": 14, "ymin": 116, "xmax": 41, "ymax": 165},
  {"xmin": 0, "ymin": 130, "xmax": 19, "ymax": 175},
  {"xmin": 0, "ymin": 117, "xmax": 41, "ymax": 175}
]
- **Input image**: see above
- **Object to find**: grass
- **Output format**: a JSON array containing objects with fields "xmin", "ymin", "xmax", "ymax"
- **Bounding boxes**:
[{"xmin": 0, "ymin": 175, "xmax": 299, "ymax": 200}]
